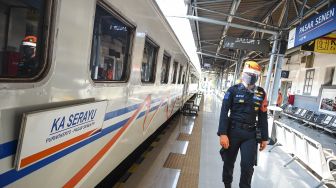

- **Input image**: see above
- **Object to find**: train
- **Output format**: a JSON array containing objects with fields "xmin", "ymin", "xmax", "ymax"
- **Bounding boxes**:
[{"xmin": 0, "ymin": 0, "xmax": 200, "ymax": 187}]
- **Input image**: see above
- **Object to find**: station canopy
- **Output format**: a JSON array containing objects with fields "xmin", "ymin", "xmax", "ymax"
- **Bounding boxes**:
[{"xmin": 188, "ymin": 0, "xmax": 331, "ymax": 72}]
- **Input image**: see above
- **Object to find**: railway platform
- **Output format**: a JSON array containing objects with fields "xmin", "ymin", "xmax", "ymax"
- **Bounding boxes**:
[{"xmin": 113, "ymin": 94, "xmax": 324, "ymax": 188}]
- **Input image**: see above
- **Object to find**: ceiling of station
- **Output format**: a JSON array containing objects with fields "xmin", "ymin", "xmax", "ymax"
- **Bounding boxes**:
[{"xmin": 188, "ymin": 0, "xmax": 330, "ymax": 72}]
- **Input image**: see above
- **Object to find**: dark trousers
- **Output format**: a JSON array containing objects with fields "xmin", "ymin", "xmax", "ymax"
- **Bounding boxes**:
[{"xmin": 220, "ymin": 126, "xmax": 257, "ymax": 188}]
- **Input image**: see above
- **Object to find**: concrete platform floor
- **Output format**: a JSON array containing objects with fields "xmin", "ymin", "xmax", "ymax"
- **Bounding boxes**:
[{"xmin": 118, "ymin": 94, "xmax": 324, "ymax": 188}]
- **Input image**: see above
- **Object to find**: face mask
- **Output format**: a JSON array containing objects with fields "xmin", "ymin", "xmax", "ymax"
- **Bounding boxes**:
[
  {"xmin": 21, "ymin": 46, "xmax": 35, "ymax": 59},
  {"xmin": 242, "ymin": 72, "xmax": 259, "ymax": 85}
]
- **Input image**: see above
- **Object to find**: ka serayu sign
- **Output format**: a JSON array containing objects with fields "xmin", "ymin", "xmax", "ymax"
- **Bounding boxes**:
[
  {"xmin": 14, "ymin": 101, "xmax": 108, "ymax": 170},
  {"xmin": 288, "ymin": 4, "xmax": 336, "ymax": 49},
  {"xmin": 223, "ymin": 36, "xmax": 270, "ymax": 53}
]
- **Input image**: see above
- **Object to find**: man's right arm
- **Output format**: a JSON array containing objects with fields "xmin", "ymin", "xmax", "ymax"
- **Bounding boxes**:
[{"xmin": 217, "ymin": 87, "xmax": 233, "ymax": 136}]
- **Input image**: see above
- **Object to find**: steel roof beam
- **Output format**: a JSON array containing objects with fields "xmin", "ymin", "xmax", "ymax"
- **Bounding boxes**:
[
  {"xmin": 192, "ymin": 5, "xmax": 280, "ymax": 30},
  {"xmin": 296, "ymin": 0, "xmax": 319, "ymax": 14},
  {"xmin": 293, "ymin": 0, "xmax": 299, "ymax": 16},
  {"xmin": 176, "ymin": 15, "xmax": 278, "ymax": 35},
  {"xmin": 215, "ymin": 0, "xmax": 241, "ymax": 57},
  {"xmin": 250, "ymin": 0, "xmax": 284, "ymax": 38},
  {"xmin": 200, "ymin": 40, "xmax": 219, "ymax": 46},
  {"xmin": 200, "ymin": 39, "xmax": 221, "ymax": 42},
  {"xmin": 193, "ymin": 0, "xmax": 227, "ymax": 5},
  {"xmin": 299, "ymin": 0, "xmax": 308, "ymax": 20},
  {"xmin": 288, "ymin": 0, "xmax": 329, "ymax": 27},
  {"xmin": 246, "ymin": 0, "xmax": 283, "ymax": 60},
  {"xmin": 239, "ymin": 0, "xmax": 279, "ymax": 15},
  {"xmin": 278, "ymin": 0, "xmax": 288, "ymax": 27}
]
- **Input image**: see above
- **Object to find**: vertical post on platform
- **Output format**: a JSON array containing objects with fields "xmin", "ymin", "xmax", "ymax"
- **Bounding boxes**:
[
  {"xmin": 233, "ymin": 62, "xmax": 238, "ymax": 84},
  {"xmin": 270, "ymin": 54, "xmax": 285, "ymax": 106},
  {"xmin": 219, "ymin": 68, "xmax": 224, "ymax": 92},
  {"xmin": 224, "ymin": 69, "xmax": 229, "ymax": 89},
  {"xmin": 264, "ymin": 34, "xmax": 279, "ymax": 95},
  {"xmin": 233, "ymin": 52, "xmax": 243, "ymax": 84}
]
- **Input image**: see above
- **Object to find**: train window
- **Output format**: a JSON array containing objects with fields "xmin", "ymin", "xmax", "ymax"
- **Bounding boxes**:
[
  {"xmin": 172, "ymin": 61, "xmax": 178, "ymax": 84},
  {"xmin": 178, "ymin": 65, "xmax": 183, "ymax": 84},
  {"xmin": 0, "ymin": 0, "xmax": 50, "ymax": 80},
  {"xmin": 191, "ymin": 74, "xmax": 198, "ymax": 84},
  {"xmin": 141, "ymin": 38, "xmax": 158, "ymax": 83},
  {"xmin": 182, "ymin": 71, "xmax": 185, "ymax": 84},
  {"xmin": 90, "ymin": 4, "xmax": 134, "ymax": 82},
  {"xmin": 160, "ymin": 52, "xmax": 170, "ymax": 84}
]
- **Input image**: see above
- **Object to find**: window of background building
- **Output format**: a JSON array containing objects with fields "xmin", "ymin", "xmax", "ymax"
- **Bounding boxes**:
[
  {"xmin": 90, "ymin": 4, "xmax": 133, "ymax": 82},
  {"xmin": 324, "ymin": 67, "xmax": 335, "ymax": 85},
  {"xmin": 141, "ymin": 38, "xmax": 158, "ymax": 83},
  {"xmin": 178, "ymin": 65, "xmax": 183, "ymax": 84},
  {"xmin": 172, "ymin": 61, "xmax": 178, "ymax": 84},
  {"xmin": 0, "ymin": 0, "xmax": 48, "ymax": 80},
  {"xmin": 160, "ymin": 52, "xmax": 170, "ymax": 84},
  {"xmin": 303, "ymin": 69, "xmax": 314, "ymax": 95},
  {"xmin": 301, "ymin": 53, "xmax": 314, "ymax": 68}
]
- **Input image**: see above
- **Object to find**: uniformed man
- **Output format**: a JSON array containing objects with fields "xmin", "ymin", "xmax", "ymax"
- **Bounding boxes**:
[
  {"xmin": 218, "ymin": 61, "xmax": 268, "ymax": 188},
  {"xmin": 18, "ymin": 35, "xmax": 38, "ymax": 77}
]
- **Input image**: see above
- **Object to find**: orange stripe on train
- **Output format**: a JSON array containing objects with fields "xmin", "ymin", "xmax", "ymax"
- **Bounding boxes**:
[
  {"xmin": 20, "ymin": 129, "xmax": 97, "ymax": 168},
  {"xmin": 63, "ymin": 96, "xmax": 151, "ymax": 188}
]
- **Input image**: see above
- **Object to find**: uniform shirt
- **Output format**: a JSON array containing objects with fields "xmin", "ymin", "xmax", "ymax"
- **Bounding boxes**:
[{"xmin": 217, "ymin": 83, "xmax": 269, "ymax": 141}]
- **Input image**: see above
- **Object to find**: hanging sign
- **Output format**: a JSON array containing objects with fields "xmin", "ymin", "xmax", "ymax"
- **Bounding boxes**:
[
  {"xmin": 14, "ymin": 101, "xmax": 108, "ymax": 170},
  {"xmin": 288, "ymin": 4, "xmax": 336, "ymax": 49},
  {"xmin": 281, "ymin": 70, "xmax": 290, "ymax": 78},
  {"xmin": 301, "ymin": 34, "xmax": 336, "ymax": 54},
  {"xmin": 314, "ymin": 35, "xmax": 336, "ymax": 54},
  {"xmin": 223, "ymin": 36, "xmax": 270, "ymax": 53}
]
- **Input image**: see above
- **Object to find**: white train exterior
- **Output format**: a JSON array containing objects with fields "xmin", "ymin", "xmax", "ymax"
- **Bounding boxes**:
[{"xmin": 0, "ymin": 0, "xmax": 199, "ymax": 187}]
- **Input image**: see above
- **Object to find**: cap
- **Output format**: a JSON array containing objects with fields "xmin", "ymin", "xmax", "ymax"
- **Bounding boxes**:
[
  {"xmin": 242, "ymin": 61, "xmax": 261, "ymax": 75},
  {"xmin": 22, "ymin": 36, "xmax": 37, "ymax": 47}
]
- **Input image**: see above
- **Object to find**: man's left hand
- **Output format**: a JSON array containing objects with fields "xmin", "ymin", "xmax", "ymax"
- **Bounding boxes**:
[{"xmin": 259, "ymin": 141, "xmax": 268, "ymax": 151}]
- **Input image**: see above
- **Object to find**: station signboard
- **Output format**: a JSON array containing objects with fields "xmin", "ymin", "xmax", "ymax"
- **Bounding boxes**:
[
  {"xmin": 281, "ymin": 70, "xmax": 289, "ymax": 78},
  {"xmin": 288, "ymin": 4, "xmax": 336, "ymax": 49},
  {"xmin": 223, "ymin": 36, "xmax": 270, "ymax": 53},
  {"xmin": 301, "ymin": 34, "xmax": 336, "ymax": 54},
  {"xmin": 14, "ymin": 101, "xmax": 108, "ymax": 170},
  {"xmin": 315, "ymin": 36, "xmax": 336, "ymax": 54}
]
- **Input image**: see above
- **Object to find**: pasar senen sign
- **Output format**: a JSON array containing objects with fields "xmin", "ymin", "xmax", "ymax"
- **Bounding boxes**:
[
  {"xmin": 288, "ymin": 4, "xmax": 336, "ymax": 49},
  {"xmin": 14, "ymin": 101, "xmax": 108, "ymax": 170}
]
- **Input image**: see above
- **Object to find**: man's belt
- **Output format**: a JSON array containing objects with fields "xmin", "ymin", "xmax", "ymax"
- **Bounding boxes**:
[{"xmin": 231, "ymin": 121, "xmax": 256, "ymax": 130}]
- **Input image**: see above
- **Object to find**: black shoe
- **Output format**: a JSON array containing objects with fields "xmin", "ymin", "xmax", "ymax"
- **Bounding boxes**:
[{"xmin": 224, "ymin": 183, "xmax": 231, "ymax": 188}]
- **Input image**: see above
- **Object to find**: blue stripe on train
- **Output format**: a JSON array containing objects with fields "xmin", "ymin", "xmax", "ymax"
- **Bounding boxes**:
[
  {"xmin": 0, "ymin": 118, "xmax": 129, "ymax": 187},
  {"xmin": 0, "ymin": 102, "xmax": 144, "ymax": 160},
  {"xmin": 104, "ymin": 103, "xmax": 139, "ymax": 121},
  {"xmin": 0, "ymin": 140, "xmax": 18, "ymax": 159},
  {"xmin": 0, "ymin": 96, "xmax": 174, "ymax": 186}
]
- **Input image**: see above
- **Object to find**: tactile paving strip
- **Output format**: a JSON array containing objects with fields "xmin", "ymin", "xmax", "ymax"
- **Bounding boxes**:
[
  {"xmin": 163, "ymin": 96, "xmax": 204, "ymax": 188},
  {"xmin": 177, "ymin": 133, "xmax": 192, "ymax": 141}
]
